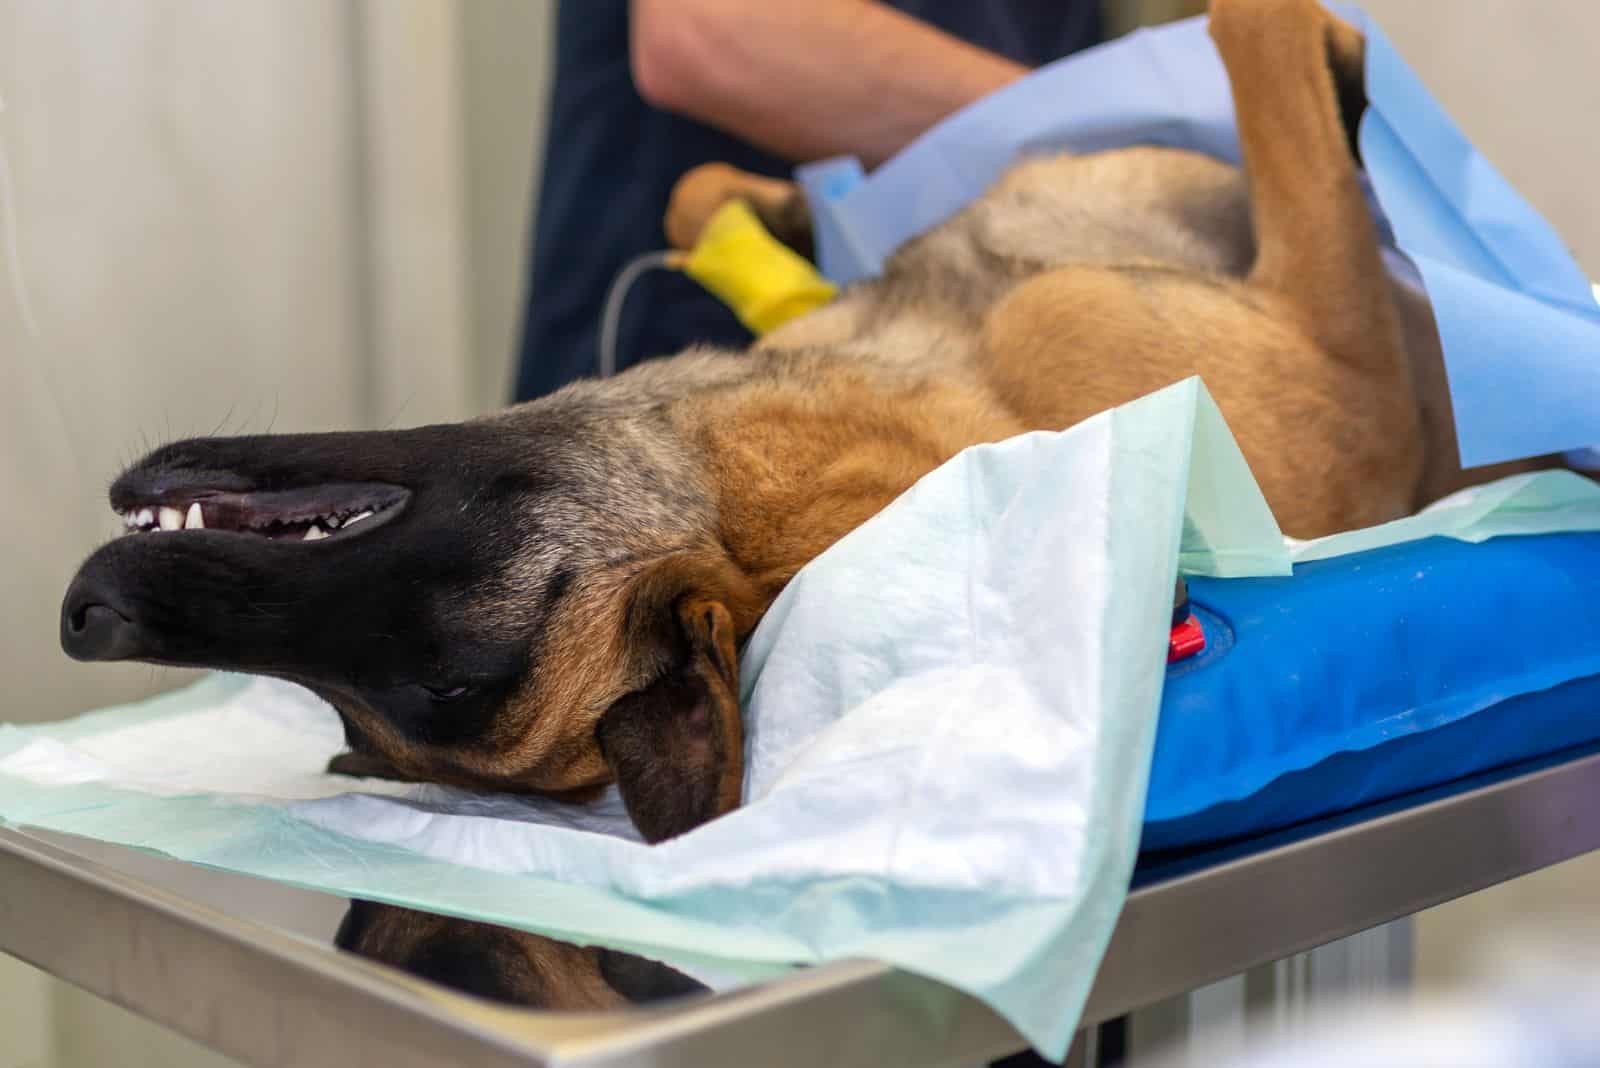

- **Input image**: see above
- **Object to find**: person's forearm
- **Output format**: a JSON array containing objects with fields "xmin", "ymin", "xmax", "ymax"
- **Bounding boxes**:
[{"xmin": 631, "ymin": 0, "xmax": 1027, "ymax": 167}]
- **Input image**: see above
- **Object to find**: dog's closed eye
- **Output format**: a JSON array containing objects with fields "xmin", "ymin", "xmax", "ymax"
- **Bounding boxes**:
[{"xmin": 366, "ymin": 682, "xmax": 499, "ymax": 746}]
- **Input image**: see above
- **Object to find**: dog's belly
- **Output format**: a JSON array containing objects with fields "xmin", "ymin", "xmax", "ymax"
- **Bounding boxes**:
[
  {"xmin": 967, "ymin": 147, "xmax": 1257, "ymax": 277},
  {"xmin": 762, "ymin": 147, "xmax": 1260, "ymax": 373},
  {"xmin": 977, "ymin": 263, "xmax": 1423, "ymax": 538}
]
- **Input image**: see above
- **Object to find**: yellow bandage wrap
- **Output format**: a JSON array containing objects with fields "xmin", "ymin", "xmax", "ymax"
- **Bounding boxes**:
[{"xmin": 681, "ymin": 199, "xmax": 837, "ymax": 335}]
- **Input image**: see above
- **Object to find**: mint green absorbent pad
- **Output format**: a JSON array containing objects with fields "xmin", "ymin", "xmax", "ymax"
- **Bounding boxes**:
[{"xmin": 7, "ymin": 379, "xmax": 1600, "ymax": 1059}]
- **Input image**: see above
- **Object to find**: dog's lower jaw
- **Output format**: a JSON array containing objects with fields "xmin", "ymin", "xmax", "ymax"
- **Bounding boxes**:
[
  {"xmin": 325, "ymin": 750, "xmax": 411, "ymax": 781},
  {"xmin": 323, "ymin": 746, "xmax": 614, "ymax": 810}
]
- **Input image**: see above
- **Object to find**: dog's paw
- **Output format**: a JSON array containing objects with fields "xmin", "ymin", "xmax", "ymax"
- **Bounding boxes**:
[
  {"xmin": 1208, "ymin": 0, "xmax": 1367, "ymax": 160},
  {"xmin": 667, "ymin": 163, "xmax": 741, "ymax": 250},
  {"xmin": 665, "ymin": 163, "xmax": 811, "ymax": 254}
]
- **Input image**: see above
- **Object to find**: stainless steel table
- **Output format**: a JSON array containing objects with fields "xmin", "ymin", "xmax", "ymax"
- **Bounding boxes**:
[{"xmin": 4, "ymin": 741, "xmax": 1600, "ymax": 1068}]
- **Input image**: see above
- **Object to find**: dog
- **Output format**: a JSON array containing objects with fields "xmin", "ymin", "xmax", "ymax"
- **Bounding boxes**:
[{"xmin": 60, "ymin": 0, "xmax": 1557, "ymax": 843}]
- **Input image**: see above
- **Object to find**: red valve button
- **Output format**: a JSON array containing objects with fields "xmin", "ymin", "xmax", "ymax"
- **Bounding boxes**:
[{"xmin": 1168, "ymin": 614, "xmax": 1206, "ymax": 663}]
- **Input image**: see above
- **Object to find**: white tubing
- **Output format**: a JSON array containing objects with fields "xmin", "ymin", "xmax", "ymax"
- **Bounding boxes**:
[{"xmin": 597, "ymin": 250, "xmax": 677, "ymax": 379}]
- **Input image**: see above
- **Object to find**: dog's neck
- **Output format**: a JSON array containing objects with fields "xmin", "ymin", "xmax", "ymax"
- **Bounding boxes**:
[{"xmin": 676, "ymin": 355, "xmax": 1026, "ymax": 608}]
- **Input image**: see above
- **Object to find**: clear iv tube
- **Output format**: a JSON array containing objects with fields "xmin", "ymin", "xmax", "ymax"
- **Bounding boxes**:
[{"xmin": 597, "ymin": 250, "xmax": 677, "ymax": 379}]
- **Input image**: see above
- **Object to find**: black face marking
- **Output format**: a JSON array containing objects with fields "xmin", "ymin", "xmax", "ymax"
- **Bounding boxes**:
[
  {"xmin": 541, "ymin": 565, "xmax": 576, "ymax": 611},
  {"xmin": 344, "ymin": 641, "xmax": 528, "ymax": 748},
  {"xmin": 61, "ymin": 421, "xmax": 584, "ymax": 765}
]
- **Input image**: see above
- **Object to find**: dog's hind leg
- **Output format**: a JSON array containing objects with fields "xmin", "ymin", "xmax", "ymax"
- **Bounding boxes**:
[{"xmin": 1209, "ymin": 0, "xmax": 1406, "ymax": 381}]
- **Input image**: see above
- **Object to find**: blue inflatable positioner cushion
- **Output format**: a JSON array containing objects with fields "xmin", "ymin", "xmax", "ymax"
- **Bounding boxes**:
[{"xmin": 1145, "ymin": 533, "xmax": 1600, "ymax": 850}]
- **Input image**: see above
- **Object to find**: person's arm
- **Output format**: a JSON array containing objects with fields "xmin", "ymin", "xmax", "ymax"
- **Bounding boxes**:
[{"xmin": 630, "ymin": 0, "xmax": 1027, "ymax": 167}]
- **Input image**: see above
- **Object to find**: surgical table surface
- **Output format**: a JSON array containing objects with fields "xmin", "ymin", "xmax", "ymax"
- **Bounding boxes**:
[{"xmin": 4, "ymin": 740, "xmax": 1600, "ymax": 1068}]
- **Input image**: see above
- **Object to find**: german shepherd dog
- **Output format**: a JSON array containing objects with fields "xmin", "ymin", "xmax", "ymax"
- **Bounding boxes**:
[{"xmin": 61, "ymin": 0, "xmax": 1553, "ymax": 844}]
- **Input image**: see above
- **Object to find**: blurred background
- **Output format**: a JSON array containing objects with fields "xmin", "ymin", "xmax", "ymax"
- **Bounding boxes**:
[{"xmin": 2, "ymin": 1, "xmax": 1598, "ymax": 1065}]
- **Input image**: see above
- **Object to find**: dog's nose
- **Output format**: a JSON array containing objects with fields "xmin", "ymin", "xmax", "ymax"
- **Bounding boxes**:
[{"xmin": 60, "ymin": 576, "xmax": 144, "ymax": 661}]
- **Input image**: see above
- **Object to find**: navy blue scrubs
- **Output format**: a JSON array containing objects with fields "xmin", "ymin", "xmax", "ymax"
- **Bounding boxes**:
[{"xmin": 513, "ymin": 2, "xmax": 1103, "ymax": 402}]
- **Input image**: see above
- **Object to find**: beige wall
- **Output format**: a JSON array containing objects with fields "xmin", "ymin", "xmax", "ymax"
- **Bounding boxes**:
[{"xmin": 460, "ymin": 0, "xmax": 554, "ymax": 412}]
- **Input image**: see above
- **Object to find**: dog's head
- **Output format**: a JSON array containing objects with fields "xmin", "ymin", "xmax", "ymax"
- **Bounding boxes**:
[
  {"xmin": 334, "ymin": 900, "xmax": 706, "ymax": 1009},
  {"xmin": 60, "ymin": 389, "xmax": 761, "ymax": 841}
]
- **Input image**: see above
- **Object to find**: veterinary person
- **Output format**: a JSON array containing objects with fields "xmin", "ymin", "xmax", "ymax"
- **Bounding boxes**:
[{"xmin": 512, "ymin": 0, "xmax": 1103, "ymax": 401}]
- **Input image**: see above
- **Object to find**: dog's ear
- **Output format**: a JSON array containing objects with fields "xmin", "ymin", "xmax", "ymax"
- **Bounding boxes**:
[{"xmin": 597, "ymin": 555, "xmax": 752, "ymax": 844}]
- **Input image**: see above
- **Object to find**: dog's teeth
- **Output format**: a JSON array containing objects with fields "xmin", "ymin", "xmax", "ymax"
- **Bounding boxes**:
[
  {"xmin": 303, "ymin": 525, "xmax": 329, "ymax": 541},
  {"xmin": 185, "ymin": 502, "xmax": 204, "ymax": 530},
  {"xmin": 158, "ymin": 506, "xmax": 183, "ymax": 531},
  {"xmin": 135, "ymin": 508, "xmax": 154, "ymax": 528},
  {"xmin": 324, "ymin": 515, "xmax": 341, "ymax": 529},
  {"xmin": 345, "ymin": 510, "xmax": 373, "ymax": 526}
]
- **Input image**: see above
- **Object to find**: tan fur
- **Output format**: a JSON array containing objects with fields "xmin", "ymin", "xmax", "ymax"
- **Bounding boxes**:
[
  {"xmin": 689, "ymin": 370, "xmax": 1026, "ymax": 597},
  {"xmin": 498, "ymin": 551, "xmax": 760, "ymax": 794}
]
